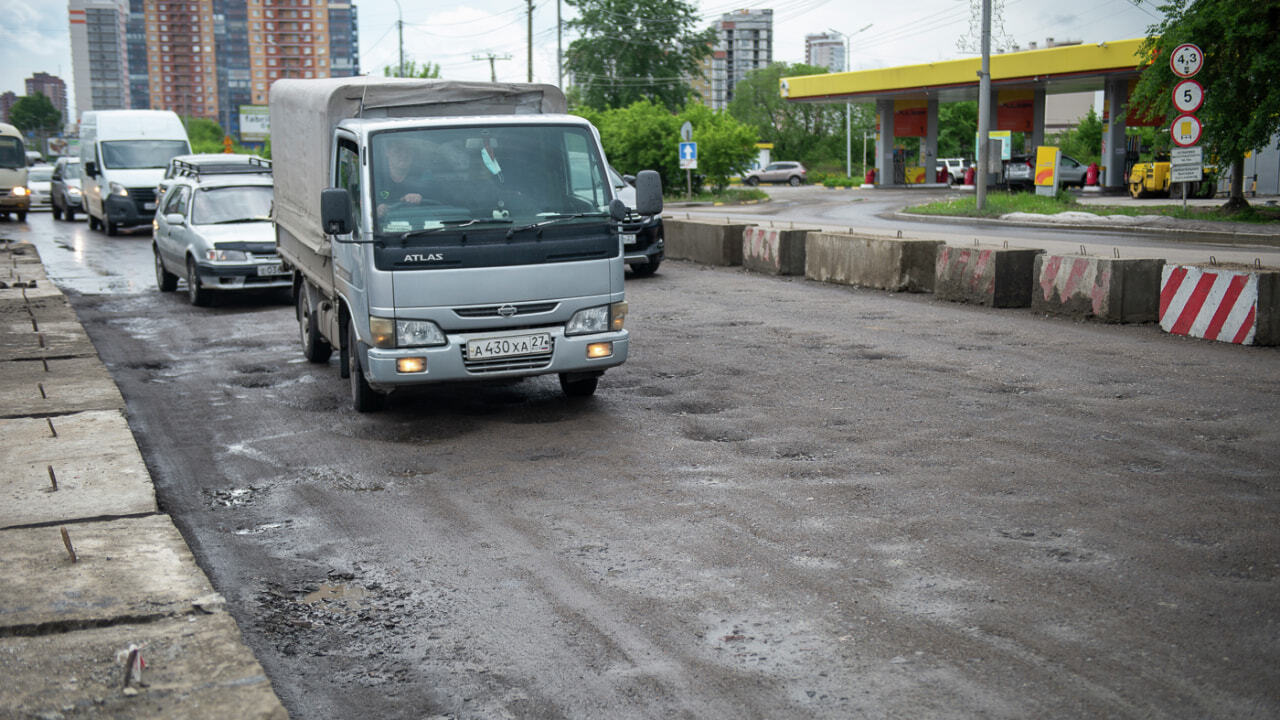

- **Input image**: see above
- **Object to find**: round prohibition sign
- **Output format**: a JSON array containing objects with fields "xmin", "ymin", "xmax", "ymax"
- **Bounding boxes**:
[
  {"xmin": 1171, "ymin": 114, "xmax": 1202, "ymax": 147},
  {"xmin": 1173, "ymin": 79, "xmax": 1204, "ymax": 113},
  {"xmin": 1170, "ymin": 43, "xmax": 1203, "ymax": 78}
]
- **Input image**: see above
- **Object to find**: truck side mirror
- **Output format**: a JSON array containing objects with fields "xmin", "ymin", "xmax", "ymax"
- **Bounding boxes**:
[
  {"xmin": 633, "ymin": 170, "xmax": 663, "ymax": 216},
  {"xmin": 321, "ymin": 188, "xmax": 355, "ymax": 235},
  {"xmin": 84, "ymin": 161, "xmax": 97, "ymax": 177}
]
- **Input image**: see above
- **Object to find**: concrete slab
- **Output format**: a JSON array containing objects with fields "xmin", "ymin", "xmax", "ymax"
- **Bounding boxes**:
[
  {"xmin": 0, "ymin": 515, "xmax": 206, "ymax": 629},
  {"xmin": 1033, "ymin": 254, "xmax": 1165, "ymax": 323},
  {"xmin": 0, "ymin": 356, "xmax": 125, "ymax": 417},
  {"xmin": 0, "ymin": 317, "xmax": 98, "ymax": 361},
  {"xmin": 664, "ymin": 219, "xmax": 751, "ymax": 266},
  {"xmin": 936, "ymin": 245, "xmax": 1043, "ymax": 307},
  {"xmin": 743, "ymin": 226, "xmax": 814, "ymax": 275},
  {"xmin": 0, "ymin": 612, "xmax": 289, "ymax": 719},
  {"xmin": 805, "ymin": 231, "xmax": 943, "ymax": 292},
  {"xmin": 1, "ymin": 411, "xmax": 156, "ymax": 528}
]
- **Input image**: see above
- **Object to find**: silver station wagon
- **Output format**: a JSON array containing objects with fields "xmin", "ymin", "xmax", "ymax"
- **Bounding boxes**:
[{"xmin": 151, "ymin": 157, "xmax": 289, "ymax": 306}]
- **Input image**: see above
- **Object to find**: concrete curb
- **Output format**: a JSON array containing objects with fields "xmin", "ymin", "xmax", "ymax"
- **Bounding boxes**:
[
  {"xmin": 0, "ymin": 241, "xmax": 289, "ymax": 719},
  {"xmin": 886, "ymin": 211, "xmax": 1280, "ymax": 246}
]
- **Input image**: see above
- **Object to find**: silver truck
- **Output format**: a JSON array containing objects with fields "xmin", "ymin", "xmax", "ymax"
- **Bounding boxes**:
[{"xmin": 270, "ymin": 78, "xmax": 661, "ymax": 411}]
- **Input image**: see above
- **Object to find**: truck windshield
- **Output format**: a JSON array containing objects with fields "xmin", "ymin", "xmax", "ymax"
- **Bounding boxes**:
[
  {"xmin": 101, "ymin": 140, "xmax": 191, "ymax": 170},
  {"xmin": 370, "ymin": 125, "xmax": 610, "ymax": 237},
  {"xmin": 192, "ymin": 185, "xmax": 274, "ymax": 225}
]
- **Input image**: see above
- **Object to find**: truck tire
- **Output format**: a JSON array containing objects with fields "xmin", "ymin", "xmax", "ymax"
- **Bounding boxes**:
[
  {"xmin": 348, "ymin": 321, "xmax": 384, "ymax": 412},
  {"xmin": 87, "ymin": 212, "xmax": 99, "ymax": 230},
  {"xmin": 52, "ymin": 200, "xmax": 62, "ymax": 221},
  {"xmin": 559, "ymin": 373, "xmax": 599, "ymax": 398},
  {"xmin": 16, "ymin": 210, "xmax": 26, "ymax": 222},
  {"xmin": 297, "ymin": 284, "xmax": 332, "ymax": 363},
  {"xmin": 154, "ymin": 246, "xmax": 177, "ymax": 292},
  {"xmin": 186, "ymin": 257, "xmax": 212, "ymax": 306},
  {"xmin": 65, "ymin": 206, "xmax": 75, "ymax": 221},
  {"xmin": 105, "ymin": 218, "xmax": 118, "ymax": 236}
]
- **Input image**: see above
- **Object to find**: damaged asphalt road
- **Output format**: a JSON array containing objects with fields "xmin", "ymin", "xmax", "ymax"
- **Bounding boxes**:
[{"xmin": 59, "ymin": 255, "xmax": 1280, "ymax": 719}]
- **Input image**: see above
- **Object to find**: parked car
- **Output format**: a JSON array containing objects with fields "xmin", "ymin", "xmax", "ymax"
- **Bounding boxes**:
[
  {"xmin": 938, "ymin": 157, "xmax": 968, "ymax": 184},
  {"xmin": 743, "ymin": 161, "xmax": 807, "ymax": 186},
  {"xmin": 25, "ymin": 165, "xmax": 53, "ymax": 210},
  {"xmin": 151, "ymin": 157, "xmax": 287, "ymax": 306},
  {"xmin": 609, "ymin": 166, "xmax": 664, "ymax": 277},
  {"xmin": 50, "ymin": 156, "xmax": 83, "ymax": 221},
  {"xmin": 1057, "ymin": 153, "xmax": 1088, "ymax": 187},
  {"xmin": 1004, "ymin": 154, "xmax": 1034, "ymax": 189}
]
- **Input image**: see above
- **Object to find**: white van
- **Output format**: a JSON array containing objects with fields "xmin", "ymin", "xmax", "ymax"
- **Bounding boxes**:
[
  {"xmin": 81, "ymin": 110, "xmax": 191, "ymax": 235},
  {"xmin": 0, "ymin": 123, "xmax": 30, "ymax": 222}
]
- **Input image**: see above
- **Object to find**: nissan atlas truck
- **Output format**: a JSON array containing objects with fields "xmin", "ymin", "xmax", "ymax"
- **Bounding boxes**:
[{"xmin": 270, "ymin": 78, "xmax": 662, "ymax": 411}]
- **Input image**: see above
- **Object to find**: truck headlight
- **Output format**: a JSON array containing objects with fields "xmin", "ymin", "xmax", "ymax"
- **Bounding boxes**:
[
  {"xmin": 395, "ymin": 319, "xmax": 447, "ymax": 347},
  {"xmin": 10, "ymin": 186, "xmax": 27, "ymax": 197},
  {"xmin": 205, "ymin": 248, "xmax": 248, "ymax": 262},
  {"xmin": 108, "ymin": 182, "xmax": 129, "ymax": 197},
  {"xmin": 566, "ymin": 302, "xmax": 626, "ymax": 336}
]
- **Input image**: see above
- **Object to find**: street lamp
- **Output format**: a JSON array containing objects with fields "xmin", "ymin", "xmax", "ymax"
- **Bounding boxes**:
[{"xmin": 829, "ymin": 24, "xmax": 872, "ymax": 178}]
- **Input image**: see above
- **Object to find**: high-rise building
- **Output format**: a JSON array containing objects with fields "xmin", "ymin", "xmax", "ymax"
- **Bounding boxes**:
[
  {"xmin": 25, "ymin": 73, "xmax": 70, "ymax": 123},
  {"xmin": 143, "ymin": 0, "xmax": 220, "ymax": 119},
  {"xmin": 127, "ymin": 0, "xmax": 150, "ymax": 108},
  {"xmin": 214, "ymin": 0, "xmax": 252, "ymax": 136},
  {"xmin": 710, "ymin": 8, "xmax": 773, "ymax": 110},
  {"xmin": 328, "ymin": 1, "xmax": 359, "ymax": 77},
  {"xmin": 804, "ymin": 32, "xmax": 844, "ymax": 72},
  {"xmin": 246, "ymin": 0, "xmax": 333, "ymax": 105},
  {"xmin": 0, "ymin": 92, "xmax": 17, "ymax": 123},
  {"xmin": 69, "ymin": 0, "xmax": 133, "ymax": 120}
]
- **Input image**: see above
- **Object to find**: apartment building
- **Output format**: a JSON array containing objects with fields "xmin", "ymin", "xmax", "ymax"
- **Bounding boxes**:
[
  {"xmin": 804, "ymin": 32, "xmax": 844, "ymax": 72},
  {"xmin": 26, "ymin": 73, "xmax": 70, "ymax": 122},
  {"xmin": 709, "ymin": 8, "xmax": 773, "ymax": 110},
  {"xmin": 143, "ymin": 0, "xmax": 219, "ymax": 118},
  {"xmin": 69, "ymin": 0, "xmax": 132, "ymax": 119}
]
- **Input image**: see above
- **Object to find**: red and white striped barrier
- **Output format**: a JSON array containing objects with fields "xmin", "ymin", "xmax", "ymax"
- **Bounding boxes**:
[{"xmin": 1160, "ymin": 266, "xmax": 1262, "ymax": 345}]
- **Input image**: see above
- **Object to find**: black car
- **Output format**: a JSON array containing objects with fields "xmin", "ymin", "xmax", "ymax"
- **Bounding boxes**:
[{"xmin": 609, "ymin": 166, "xmax": 663, "ymax": 277}]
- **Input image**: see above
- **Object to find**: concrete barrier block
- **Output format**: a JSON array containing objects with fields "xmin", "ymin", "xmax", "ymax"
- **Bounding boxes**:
[
  {"xmin": 1032, "ymin": 254, "xmax": 1165, "ymax": 323},
  {"xmin": 804, "ymin": 231, "xmax": 943, "ymax": 292},
  {"xmin": 1159, "ymin": 264, "xmax": 1280, "ymax": 345},
  {"xmin": 663, "ymin": 219, "xmax": 751, "ymax": 266},
  {"xmin": 935, "ymin": 245, "xmax": 1043, "ymax": 307},
  {"xmin": 742, "ymin": 226, "xmax": 814, "ymax": 275}
]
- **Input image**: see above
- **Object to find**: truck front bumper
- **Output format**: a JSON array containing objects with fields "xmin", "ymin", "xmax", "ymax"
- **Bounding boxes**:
[{"xmin": 363, "ymin": 327, "xmax": 629, "ymax": 387}]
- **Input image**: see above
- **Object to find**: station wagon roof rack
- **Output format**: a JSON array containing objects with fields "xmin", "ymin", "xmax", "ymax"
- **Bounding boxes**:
[{"xmin": 171, "ymin": 155, "xmax": 272, "ymax": 179}]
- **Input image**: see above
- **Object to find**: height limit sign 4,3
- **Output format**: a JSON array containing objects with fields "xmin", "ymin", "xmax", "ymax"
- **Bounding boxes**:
[{"xmin": 1169, "ymin": 42, "xmax": 1204, "ymax": 148}]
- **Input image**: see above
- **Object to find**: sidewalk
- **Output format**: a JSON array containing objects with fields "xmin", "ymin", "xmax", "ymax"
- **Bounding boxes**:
[{"xmin": 0, "ymin": 240, "xmax": 288, "ymax": 718}]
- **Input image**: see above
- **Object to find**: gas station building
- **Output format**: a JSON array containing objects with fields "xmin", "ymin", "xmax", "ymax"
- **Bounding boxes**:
[{"xmin": 780, "ymin": 38, "xmax": 1152, "ymax": 191}]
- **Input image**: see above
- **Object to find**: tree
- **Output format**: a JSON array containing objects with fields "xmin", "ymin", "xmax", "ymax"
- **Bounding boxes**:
[
  {"xmin": 565, "ymin": 0, "xmax": 714, "ymax": 112},
  {"xmin": 936, "ymin": 101, "xmax": 977, "ymax": 160},
  {"xmin": 9, "ymin": 92, "xmax": 61, "ymax": 153},
  {"xmin": 727, "ymin": 63, "xmax": 856, "ymax": 169},
  {"xmin": 579, "ymin": 99, "xmax": 682, "ymax": 189},
  {"xmin": 1130, "ymin": 0, "xmax": 1280, "ymax": 210},
  {"xmin": 1046, "ymin": 107, "xmax": 1103, "ymax": 165},
  {"xmin": 382, "ymin": 59, "xmax": 441, "ymax": 78}
]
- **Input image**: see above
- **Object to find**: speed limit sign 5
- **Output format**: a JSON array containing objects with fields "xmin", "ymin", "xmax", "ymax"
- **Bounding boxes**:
[
  {"xmin": 1173, "ymin": 79, "xmax": 1204, "ymax": 113},
  {"xmin": 1170, "ymin": 43, "xmax": 1203, "ymax": 77}
]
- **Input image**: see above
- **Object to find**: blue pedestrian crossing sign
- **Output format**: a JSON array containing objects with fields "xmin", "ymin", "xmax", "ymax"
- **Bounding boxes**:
[{"xmin": 679, "ymin": 141, "xmax": 698, "ymax": 170}]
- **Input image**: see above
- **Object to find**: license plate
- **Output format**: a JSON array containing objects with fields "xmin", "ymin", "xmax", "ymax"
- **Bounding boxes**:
[
  {"xmin": 468, "ymin": 332, "xmax": 551, "ymax": 360},
  {"xmin": 620, "ymin": 233, "xmax": 637, "ymax": 246},
  {"xmin": 256, "ymin": 263, "xmax": 285, "ymax": 276},
  {"xmin": 144, "ymin": 202, "xmax": 157, "ymax": 210}
]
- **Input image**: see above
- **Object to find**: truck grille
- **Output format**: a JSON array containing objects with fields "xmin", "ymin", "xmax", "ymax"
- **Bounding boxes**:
[
  {"xmin": 454, "ymin": 301, "xmax": 558, "ymax": 319},
  {"xmin": 130, "ymin": 187, "xmax": 157, "ymax": 212}
]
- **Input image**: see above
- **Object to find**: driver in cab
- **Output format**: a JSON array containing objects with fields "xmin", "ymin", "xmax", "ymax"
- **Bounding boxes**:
[{"xmin": 374, "ymin": 134, "xmax": 431, "ymax": 224}]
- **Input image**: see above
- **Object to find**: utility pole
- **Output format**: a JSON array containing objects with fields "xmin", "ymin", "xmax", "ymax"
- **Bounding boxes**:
[
  {"xmin": 527, "ymin": 0, "xmax": 535, "ymax": 82},
  {"xmin": 391, "ymin": 0, "xmax": 404, "ymax": 77},
  {"xmin": 473, "ymin": 53, "xmax": 512, "ymax": 82},
  {"xmin": 830, "ymin": 24, "xmax": 871, "ymax": 178},
  {"xmin": 976, "ymin": 0, "xmax": 991, "ymax": 210},
  {"xmin": 557, "ymin": 0, "xmax": 563, "ymax": 88}
]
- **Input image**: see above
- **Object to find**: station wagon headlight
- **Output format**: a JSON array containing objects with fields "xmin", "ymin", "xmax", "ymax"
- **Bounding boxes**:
[
  {"xmin": 567, "ymin": 302, "xmax": 626, "ymax": 336},
  {"xmin": 108, "ymin": 181, "xmax": 129, "ymax": 197},
  {"xmin": 67, "ymin": 186, "xmax": 81, "ymax": 197},
  {"xmin": 395, "ymin": 319, "xmax": 447, "ymax": 347},
  {"xmin": 205, "ymin": 248, "xmax": 248, "ymax": 262}
]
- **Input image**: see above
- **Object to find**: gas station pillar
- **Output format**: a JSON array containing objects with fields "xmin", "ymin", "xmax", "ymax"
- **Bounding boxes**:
[
  {"xmin": 1031, "ymin": 86, "xmax": 1046, "ymax": 150},
  {"xmin": 876, "ymin": 98, "xmax": 895, "ymax": 186},
  {"xmin": 925, "ymin": 98, "xmax": 939, "ymax": 181},
  {"xmin": 1103, "ymin": 76, "xmax": 1129, "ymax": 190}
]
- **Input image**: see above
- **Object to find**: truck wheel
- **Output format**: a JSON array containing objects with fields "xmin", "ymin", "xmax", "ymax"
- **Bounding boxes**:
[
  {"xmin": 297, "ymin": 285, "xmax": 332, "ymax": 363},
  {"xmin": 52, "ymin": 201, "xmax": 62, "ymax": 221},
  {"xmin": 154, "ymin": 246, "xmax": 177, "ymax": 292},
  {"xmin": 559, "ymin": 373, "xmax": 599, "ymax": 398},
  {"xmin": 348, "ymin": 321, "xmax": 384, "ymax": 412},
  {"xmin": 65, "ymin": 206, "xmax": 75, "ymax": 221},
  {"xmin": 105, "ymin": 218, "xmax": 118, "ymax": 236},
  {"xmin": 186, "ymin": 258, "xmax": 212, "ymax": 306},
  {"xmin": 87, "ymin": 212, "xmax": 98, "ymax": 230},
  {"xmin": 17, "ymin": 210, "xmax": 26, "ymax": 222}
]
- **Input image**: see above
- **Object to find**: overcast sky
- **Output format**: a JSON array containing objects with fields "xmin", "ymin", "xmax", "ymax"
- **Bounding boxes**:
[{"xmin": 1, "ymin": 0, "xmax": 1163, "ymax": 117}]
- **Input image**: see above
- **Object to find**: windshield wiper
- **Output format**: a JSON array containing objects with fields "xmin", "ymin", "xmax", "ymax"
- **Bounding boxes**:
[
  {"xmin": 396, "ymin": 217, "xmax": 513, "ymax": 241},
  {"xmin": 208, "ymin": 217, "xmax": 271, "ymax": 224},
  {"xmin": 506, "ymin": 211, "xmax": 609, "ymax": 238}
]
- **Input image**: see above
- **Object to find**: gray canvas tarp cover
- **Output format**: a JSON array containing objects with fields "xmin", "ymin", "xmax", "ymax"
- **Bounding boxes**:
[{"xmin": 270, "ymin": 77, "xmax": 568, "ymax": 255}]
